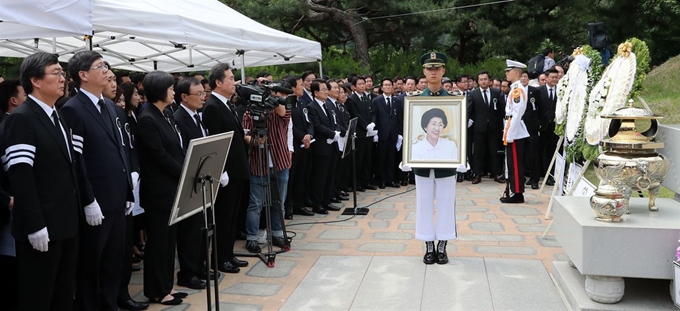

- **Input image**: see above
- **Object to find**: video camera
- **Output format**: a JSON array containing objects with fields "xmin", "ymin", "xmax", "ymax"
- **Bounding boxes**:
[{"xmin": 235, "ymin": 82, "xmax": 293, "ymax": 133}]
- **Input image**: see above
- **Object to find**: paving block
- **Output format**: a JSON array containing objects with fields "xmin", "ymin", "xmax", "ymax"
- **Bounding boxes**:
[
  {"xmin": 457, "ymin": 207, "xmax": 490, "ymax": 213},
  {"xmin": 512, "ymin": 217, "xmax": 541, "ymax": 224},
  {"xmin": 398, "ymin": 223, "xmax": 415, "ymax": 230},
  {"xmin": 405, "ymin": 211, "xmax": 416, "ymax": 221},
  {"xmin": 482, "ymin": 213, "xmax": 498, "ymax": 220},
  {"xmin": 405, "ymin": 203, "xmax": 417, "ymax": 209},
  {"xmin": 221, "ymin": 282, "xmax": 282, "ymax": 296},
  {"xmin": 469, "ymin": 222, "xmax": 505, "ymax": 232},
  {"xmin": 554, "ymin": 253, "xmax": 570, "ymax": 262},
  {"xmin": 216, "ymin": 302, "xmax": 263, "ymax": 311},
  {"xmin": 318, "ymin": 228, "xmax": 363, "ymax": 240},
  {"xmin": 536, "ymin": 236, "xmax": 561, "ymax": 247},
  {"xmin": 500, "ymin": 206, "xmax": 541, "ymax": 216},
  {"xmin": 367, "ymin": 202, "xmax": 396, "ymax": 209},
  {"xmin": 351, "ymin": 257, "xmax": 425, "ymax": 310},
  {"xmin": 422, "ymin": 258, "xmax": 494, "ymax": 311},
  {"xmin": 357, "ymin": 243, "xmax": 406, "ymax": 252},
  {"xmin": 324, "ymin": 220, "xmax": 358, "ymax": 227},
  {"xmin": 374, "ymin": 210, "xmax": 398, "ymax": 219},
  {"xmin": 517, "ymin": 226, "xmax": 549, "ymax": 232},
  {"xmin": 457, "ymin": 213, "xmax": 469, "ymax": 221},
  {"xmin": 457, "ymin": 234, "xmax": 524, "ymax": 242},
  {"xmin": 372, "ymin": 232, "xmax": 414, "ymax": 240},
  {"xmin": 292, "ymin": 242, "xmax": 343, "ymax": 251},
  {"xmin": 368, "ymin": 221, "xmax": 390, "ymax": 229},
  {"xmin": 456, "ymin": 199, "xmax": 476, "ymax": 206},
  {"xmin": 245, "ymin": 259, "xmax": 297, "ymax": 278},
  {"xmin": 473, "ymin": 245, "xmax": 537, "ymax": 255}
]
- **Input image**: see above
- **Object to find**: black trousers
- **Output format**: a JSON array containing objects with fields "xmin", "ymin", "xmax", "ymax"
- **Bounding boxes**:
[
  {"xmin": 525, "ymin": 134, "xmax": 542, "ymax": 183},
  {"xmin": 355, "ymin": 137, "xmax": 372, "ymax": 186},
  {"xmin": 334, "ymin": 150, "xmax": 346, "ymax": 195},
  {"xmin": 287, "ymin": 148, "xmax": 310, "ymax": 208},
  {"xmin": 176, "ymin": 212, "xmax": 203, "ymax": 281},
  {"xmin": 143, "ymin": 208, "xmax": 177, "ymax": 299},
  {"xmin": 377, "ymin": 138, "xmax": 397, "ymax": 183},
  {"xmin": 467, "ymin": 129, "xmax": 475, "ymax": 169},
  {"xmin": 540, "ymin": 129, "xmax": 559, "ymax": 176},
  {"xmin": 472, "ymin": 130, "xmax": 502, "ymax": 177},
  {"xmin": 117, "ymin": 214, "xmax": 134, "ymax": 303},
  {"xmin": 0, "ymin": 254, "xmax": 18, "ymax": 311},
  {"xmin": 78, "ymin": 209, "xmax": 125, "ymax": 311},
  {"xmin": 506, "ymin": 138, "xmax": 526, "ymax": 194},
  {"xmin": 310, "ymin": 152, "xmax": 337, "ymax": 207},
  {"xmin": 16, "ymin": 236, "xmax": 78, "ymax": 311},
  {"xmin": 213, "ymin": 179, "xmax": 244, "ymax": 263}
]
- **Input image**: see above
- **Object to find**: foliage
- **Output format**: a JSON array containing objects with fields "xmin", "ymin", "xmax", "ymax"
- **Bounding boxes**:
[
  {"xmin": 640, "ymin": 54, "xmax": 680, "ymax": 124},
  {"xmin": 627, "ymin": 37, "xmax": 651, "ymax": 100}
]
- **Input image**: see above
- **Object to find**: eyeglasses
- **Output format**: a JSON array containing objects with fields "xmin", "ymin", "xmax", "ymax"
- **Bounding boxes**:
[
  {"xmin": 188, "ymin": 92, "xmax": 206, "ymax": 97},
  {"xmin": 47, "ymin": 71, "xmax": 67, "ymax": 78},
  {"xmin": 89, "ymin": 64, "xmax": 109, "ymax": 72}
]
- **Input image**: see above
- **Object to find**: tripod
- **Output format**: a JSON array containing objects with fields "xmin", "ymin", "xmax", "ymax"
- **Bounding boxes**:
[
  {"xmin": 198, "ymin": 175, "xmax": 220, "ymax": 311},
  {"xmin": 234, "ymin": 126, "xmax": 290, "ymax": 267}
]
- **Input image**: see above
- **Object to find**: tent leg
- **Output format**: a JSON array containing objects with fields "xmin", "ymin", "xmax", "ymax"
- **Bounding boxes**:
[{"xmin": 318, "ymin": 60, "xmax": 323, "ymax": 78}]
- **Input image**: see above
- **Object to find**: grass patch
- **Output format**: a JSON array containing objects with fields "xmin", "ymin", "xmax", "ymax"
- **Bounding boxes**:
[{"xmin": 640, "ymin": 54, "xmax": 680, "ymax": 125}]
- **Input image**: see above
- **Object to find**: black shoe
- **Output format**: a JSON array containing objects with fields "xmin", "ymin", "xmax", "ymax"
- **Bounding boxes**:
[
  {"xmin": 272, "ymin": 236, "xmax": 286, "ymax": 248},
  {"xmin": 379, "ymin": 182, "xmax": 386, "ymax": 189},
  {"xmin": 531, "ymin": 182, "xmax": 539, "ymax": 189},
  {"xmin": 197, "ymin": 269, "xmax": 221, "ymax": 280},
  {"xmin": 171, "ymin": 292, "xmax": 188, "ymax": 299},
  {"xmin": 177, "ymin": 276, "xmax": 206, "ymax": 289},
  {"xmin": 457, "ymin": 173, "xmax": 464, "ymax": 182},
  {"xmin": 364, "ymin": 184, "xmax": 378, "ymax": 190},
  {"xmin": 245, "ymin": 240, "xmax": 261, "ymax": 253},
  {"xmin": 293, "ymin": 206, "xmax": 314, "ymax": 216},
  {"xmin": 324, "ymin": 204, "xmax": 341, "ymax": 211},
  {"xmin": 338, "ymin": 194, "xmax": 350, "ymax": 201},
  {"xmin": 494, "ymin": 176, "xmax": 506, "ymax": 183},
  {"xmin": 340, "ymin": 191, "xmax": 349, "ymax": 197},
  {"xmin": 400, "ymin": 180, "xmax": 409, "ymax": 186},
  {"xmin": 436, "ymin": 241, "xmax": 449, "ymax": 264},
  {"xmin": 330, "ymin": 197, "xmax": 341, "ymax": 203},
  {"xmin": 386, "ymin": 182, "xmax": 400, "ymax": 188},
  {"xmin": 284, "ymin": 213, "xmax": 293, "ymax": 220},
  {"xmin": 118, "ymin": 299, "xmax": 149, "ymax": 311},
  {"xmin": 149, "ymin": 296, "xmax": 182, "ymax": 305},
  {"xmin": 525, "ymin": 179, "xmax": 532, "ymax": 186},
  {"xmin": 423, "ymin": 241, "xmax": 436, "ymax": 265},
  {"xmin": 500, "ymin": 193, "xmax": 525, "ymax": 204},
  {"xmin": 313, "ymin": 206, "xmax": 328, "ymax": 214},
  {"xmin": 229, "ymin": 257, "xmax": 249, "ymax": 267},
  {"xmin": 304, "ymin": 199, "xmax": 314, "ymax": 208},
  {"xmin": 216, "ymin": 261, "xmax": 240, "ymax": 273},
  {"xmin": 236, "ymin": 231, "xmax": 247, "ymax": 240},
  {"xmin": 464, "ymin": 172, "xmax": 474, "ymax": 181},
  {"xmin": 131, "ymin": 264, "xmax": 141, "ymax": 272},
  {"xmin": 546, "ymin": 177, "xmax": 555, "ymax": 186},
  {"xmin": 356, "ymin": 186, "xmax": 366, "ymax": 192}
]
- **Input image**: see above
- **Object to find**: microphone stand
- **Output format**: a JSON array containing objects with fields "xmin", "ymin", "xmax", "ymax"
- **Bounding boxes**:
[{"xmin": 342, "ymin": 132, "xmax": 369, "ymax": 215}]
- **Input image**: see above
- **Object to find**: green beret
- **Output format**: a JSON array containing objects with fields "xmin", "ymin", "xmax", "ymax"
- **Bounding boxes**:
[{"xmin": 420, "ymin": 51, "xmax": 447, "ymax": 68}]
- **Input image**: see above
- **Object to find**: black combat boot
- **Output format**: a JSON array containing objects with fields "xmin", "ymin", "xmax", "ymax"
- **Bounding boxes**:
[
  {"xmin": 436, "ymin": 240, "xmax": 449, "ymax": 264},
  {"xmin": 423, "ymin": 241, "xmax": 436, "ymax": 264}
]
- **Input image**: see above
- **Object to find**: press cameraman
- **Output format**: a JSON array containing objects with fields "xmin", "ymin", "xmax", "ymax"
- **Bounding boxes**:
[{"xmin": 241, "ymin": 82, "xmax": 292, "ymax": 253}]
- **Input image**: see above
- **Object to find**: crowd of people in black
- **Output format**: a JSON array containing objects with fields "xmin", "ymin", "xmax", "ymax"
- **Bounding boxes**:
[{"xmin": 0, "ymin": 48, "xmax": 565, "ymax": 310}]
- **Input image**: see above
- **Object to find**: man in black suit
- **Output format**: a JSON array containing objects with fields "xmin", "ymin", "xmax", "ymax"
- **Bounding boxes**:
[
  {"xmin": 307, "ymin": 80, "xmax": 341, "ymax": 214},
  {"xmin": 539, "ymin": 68, "xmax": 560, "ymax": 185},
  {"xmin": 521, "ymin": 72, "xmax": 542, "ymax": 189},
  {"xmin": 345, "ymin": 76, "xmax": 377, "ymax": 191},
  {"xmin": 61, "ymin": 51, "xmax": 133, "ymax": 311},
  {"xmin": 467, "ymin": 71, "xmax": 506, "ymax": 184},
  {"xmin": 2, "ymin": 52, "xmax": 95, "ymax": 311},
  {"xmin": 172, "ymin": 77, "xmax": 209, "ymax": 289},
  {"xmin": 326, "ymin": 79, "xmax": 349, "ymax": 202},
  {"xmin": 299, "ymin": 71, "xmax": 316, "ymax": 106},
  {"xmin": 202, "ymin": 63, "xmax": 251, "ymax": 268},
  {"xmin": 285, "ymin": 76, "xmax": 315, "ymax": 217},
  {"xmin": 371, "ymin": 78, "xmax": 403, "ymax": 188}
]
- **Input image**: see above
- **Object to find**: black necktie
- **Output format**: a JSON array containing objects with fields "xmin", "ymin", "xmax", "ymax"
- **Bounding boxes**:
[
  {"xmin": 386, "ymin": 97, "xmax": 391, "ymax": 110},
  {"xmin": 194, "ymin": 113, "xmax": 205, "ymax": 136},
  {"xmin": 483, "ymin": 90, "xmax": 489, "ymax": 106},
  {"xmin": 51, "ymin": 110, "xmax": 60, "ymax": 130},
  {"xmin": 98, "ymin": 99, "xmax": 115, "ymax": 135},
  {"xmin": 550, "ymin": 88, "xmax": 554, "ymax": 102}
]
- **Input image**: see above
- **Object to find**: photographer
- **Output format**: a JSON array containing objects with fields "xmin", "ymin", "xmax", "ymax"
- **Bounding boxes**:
[{"xmin": 241, "ymin": 83, "xmax": 292, "ymax": 253}]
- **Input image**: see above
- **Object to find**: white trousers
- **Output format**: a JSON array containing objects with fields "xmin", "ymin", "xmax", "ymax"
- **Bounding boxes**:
[{"xmin": 415, "ymin": 171, "xmax": 457, "ymax": 241}]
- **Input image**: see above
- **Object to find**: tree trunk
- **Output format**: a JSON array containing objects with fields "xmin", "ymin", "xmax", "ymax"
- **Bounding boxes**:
[{"xmin": 306, "ymin": 0, "xmax": 371, "ymax": 69}]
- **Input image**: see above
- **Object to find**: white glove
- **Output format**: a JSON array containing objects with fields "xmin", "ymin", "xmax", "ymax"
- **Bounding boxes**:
[
  {"xmin": 131, "ymin": 172, "xmax": 139, "ymax": 191},
  {"xmin": 28, "ymin": 227, "xmax": 49, "ymax": 252},
  {"xmin": 467, "ymin": 119, "xmax": 474, "ymax": 128},
  {"xmin": 219, "ymin": 171, "xmax": 230, "ymax": 187},
  {"xmin": 84, "ymin": 200, "xmax": 104, "ymax": 226},
  {"xmin": 396, "ymin": 137, "xmax": 403, "ymax": 151},
  {"xmin": 333, "ymin": 131, "xmax": 341, "ymax": 142},
  {"xmin": 326, "ymin": 138, "xmax": 334, "ymax": 144},
  {"xmin": 366, "ymin": 122, "xmax": 376, "ymax": 131},
  {"xmin": 125, "ymin": 202, "xmax": 134, "ymax": 215},
  {"xmin": 398, "ymin": 161, "xmax": 412, "ymax": 172},
  {"xmin": 457, "ymin": 163, "xmax": 469, "ymax": 173},
  {"xmin": 373, "ymin": 135, "xmax": 379, "ymax": 143}
]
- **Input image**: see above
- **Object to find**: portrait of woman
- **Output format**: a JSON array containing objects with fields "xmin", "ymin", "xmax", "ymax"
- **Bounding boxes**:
[{"xmin": 411, "ymin": 108, "xmax": 459, "ymax": 161}]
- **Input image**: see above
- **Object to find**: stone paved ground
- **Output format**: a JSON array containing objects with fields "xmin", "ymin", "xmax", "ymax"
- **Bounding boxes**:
[{"xmin": 128, "ymin": 177, "xmax": 566, "ymax": 310}]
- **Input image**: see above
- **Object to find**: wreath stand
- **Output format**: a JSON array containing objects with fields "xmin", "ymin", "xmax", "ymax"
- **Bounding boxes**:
[{"xmin": 541, "ymin": 158, "xmax": 592, "ymax": 239}]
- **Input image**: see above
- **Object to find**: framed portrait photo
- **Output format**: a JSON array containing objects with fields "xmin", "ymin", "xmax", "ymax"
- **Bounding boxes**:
[{"xmin": 402, "ymin": 96, "xmax": 467, "ymax": 169}]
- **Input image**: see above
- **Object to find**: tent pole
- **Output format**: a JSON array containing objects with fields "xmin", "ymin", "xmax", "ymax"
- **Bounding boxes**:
[
  {"xmin": 52, "ymin": 37, "xmax": 57, "ymax": 53},
  {"xmin": 318, "ymin": 60, "xmax": 323, "ymax": 78},
  {"xmin": 240, "ymin": 52, "xmax": 246, "ymax": 83},
  {"xmin": 154, "ymin": 61, "xmax": 158, "ymax": 70}
]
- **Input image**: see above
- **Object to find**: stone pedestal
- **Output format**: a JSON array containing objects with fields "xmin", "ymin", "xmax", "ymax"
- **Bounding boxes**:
[{"xmin": 553, "ymin": 197, "xmax": 680, "ymax": 304}]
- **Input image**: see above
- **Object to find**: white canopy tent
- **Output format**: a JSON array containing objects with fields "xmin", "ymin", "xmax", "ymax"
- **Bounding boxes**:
[
  {"xmin": 0, "ymin": 0, "xmax": 322, "ymax": 73},
  {"xmin": 0, "ymin": 0, "xmax": 92, "ymax": 38}
]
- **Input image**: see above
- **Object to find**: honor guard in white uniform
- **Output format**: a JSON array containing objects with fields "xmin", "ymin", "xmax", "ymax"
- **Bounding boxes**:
[
  {"xmin": 501, "ymin": 60, "xmax": 531, "ymax": 203},
  {"xmin": 400, "ymin": 52, "xmax": 467, "ymax": 265}
]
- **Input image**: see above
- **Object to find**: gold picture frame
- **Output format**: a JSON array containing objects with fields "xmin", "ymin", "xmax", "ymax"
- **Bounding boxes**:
[{"xmin": 402, "ymin": 96, "xmax": 467, "ymax": 168}]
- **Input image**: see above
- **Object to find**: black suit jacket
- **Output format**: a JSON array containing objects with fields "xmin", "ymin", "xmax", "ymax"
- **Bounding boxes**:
[
  {"xmin": 371, "ymin": 95, "xmax": 402, "ymax": 141},
  {"xmin": 345, "ymin": 93, "xmax": 372, "ymax": 138},
  {"xmin": 173, "ymin": 106, "xmax": 207, "ymax": 150},
  {"xmin": 61, "ymin": 92, "xmax": 133, "ymax": 212},
  {"xmin": 326, "ymin": 99, "xmax": 347, "ymax": 136},
  {"xmin": 522, "ymin": 86, "xmax": 541, "ymax": 136},
  {"xmin": 538, "ymin": 84, "xmax": 558, "ymax": 132},
  {"xmin": 202, "ymin": 94, "xmax": 250, "ymax": 181},
  {"xmin": 137, "ymin": 104, "xmax": 185, "ymax": 211},
  {"xmin": 1, "ymin": 98, "xmax": 94, "ymax": 241},
  {"xmin": 299, "ymin": 91, "xmax": 313, "ymax": 106},
  {"xmin": 122, "ymin": 109, "xmax": 139, "ymax": 173},
  {"xmin": 467, "ymin": 88, "xmax": 506, "ymax": 133},
  {"xmin": 291, "ymin": 97, "xmax": 314, "ymax": 152},
  {"xmin": 307, "ymin": 100, "xmax": 338, "ymax": 156}
]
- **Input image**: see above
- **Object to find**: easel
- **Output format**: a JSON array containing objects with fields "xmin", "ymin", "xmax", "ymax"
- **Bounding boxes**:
[{"xmin": 535, "ymin": 135, "xmax": 563, "ymax": 218}]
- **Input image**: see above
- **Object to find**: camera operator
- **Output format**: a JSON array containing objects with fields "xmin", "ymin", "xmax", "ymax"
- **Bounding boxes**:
[{"xmin": 241, "ymin": 83, "xmax": 292, "ymax": 253}]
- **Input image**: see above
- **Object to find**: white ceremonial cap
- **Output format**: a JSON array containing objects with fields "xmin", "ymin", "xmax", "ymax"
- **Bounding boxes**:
[{"xmin": 505, "ymin": 60, "xmax": 527, "ymax": 71}]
